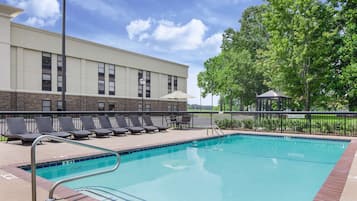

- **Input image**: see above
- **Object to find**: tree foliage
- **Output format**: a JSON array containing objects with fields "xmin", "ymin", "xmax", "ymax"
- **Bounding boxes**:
[
  {"xmin": 327, "ymin": 0, "xmax": 357, "ymax": 110},
  {"xmin": 262, "ymin": 0, "xmax": 337, "ymax": 110},
  {"xmin": 198, "ymin": 5, "xmax": 268, "ymax": 110},
  {"xmin": 198, "ymin": 0, "xmax": 356, "ymax": 111}
]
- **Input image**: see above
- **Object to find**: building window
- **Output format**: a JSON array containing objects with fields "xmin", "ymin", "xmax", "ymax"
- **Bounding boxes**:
[
  {"xmin": 57, "ymin": 101, "xmax": 63, "ymax": 111},
  {"xmin": 109, "ymin": 64, "xmax": 115, "ymax": 95},
  {"xmin": 138, "ymin": 103, "xmax": 143, "ymax": 111},
  {"xmin": 42, "ymin": 52, "xmax": 52, "ymax": 91},
  {"xmin": 98, "ymin": 63, "xmax": 105, "ymax": 94},
  {"xmin": 174, "ymin": 76, "xmax": 178, "ymax": 91},
  {"xmin": 42, "ymin": 100, "xmax": 51, "ymax": 111},
  {"xmin": 138, "ymin": 70, "xmax": 143, "ymax": 97},
  {"xmin": 108, "ymin": 103, "xmax": 115, "ymax": 111},
  {"xmin": 57, "ymin": 55, "xmax": 63, "ymax": 92},
  {"xmin": 168, "ymin": 75, "xmax": 172, "ymax": 93},
  {"xmin": 145, "ymin": 71, "xmax": 151, "ymax": 98},
  {"xmin": 145, "ymin": 104, "xmax": 151, "ymax": 111},
  {"xmin": 168, "ymin": 103, "xmax": 177, "ymax": 111},
  {"xmin": 98, "ymin": 102, "xmax": 105, "ymax": 111}
]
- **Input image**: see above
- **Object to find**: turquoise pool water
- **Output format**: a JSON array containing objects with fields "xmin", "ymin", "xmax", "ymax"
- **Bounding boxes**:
[{"xmin": 34, "ymin": 135, "xmax": 348, "ymax": 201}]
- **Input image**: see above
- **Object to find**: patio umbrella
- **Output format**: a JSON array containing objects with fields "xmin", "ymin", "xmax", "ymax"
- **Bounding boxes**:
[{"xmin": 160, "ymin": 90, "xmax": 195, "ymax": 111}]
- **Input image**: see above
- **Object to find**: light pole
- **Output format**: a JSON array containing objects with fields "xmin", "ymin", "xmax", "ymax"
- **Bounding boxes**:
[
  {"xmin": 200, "ymin": 88, "xmax": 202, "ymax": 111},
  {"xmin": 140, "ymin": 78, "xmax": 145, "ymax": 124},
  {"xmin": 61, "ymin": 0, "xmax": 66, "ymax": 111}
]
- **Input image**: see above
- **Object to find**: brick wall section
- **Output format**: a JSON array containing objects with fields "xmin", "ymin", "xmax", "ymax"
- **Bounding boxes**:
[
  {"xmin": 0, "ymin": 91, "xmax": 12, "ymax": 111},
  {"xmin": 0, "ymin": 91, "xmax": 187, "ymax": 111}
]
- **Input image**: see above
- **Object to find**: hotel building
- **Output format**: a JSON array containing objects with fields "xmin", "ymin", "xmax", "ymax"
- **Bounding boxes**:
[{"xmin": 0, "ymin": 4, "xmax": 188, "ymax": 111}]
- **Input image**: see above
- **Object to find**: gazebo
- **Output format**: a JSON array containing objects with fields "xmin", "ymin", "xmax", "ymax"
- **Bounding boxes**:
[{"xmin": 256, "ymin": 90, "xmax": 291, "ymax": 111}]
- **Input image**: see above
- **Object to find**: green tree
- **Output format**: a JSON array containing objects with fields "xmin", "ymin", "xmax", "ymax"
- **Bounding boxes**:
[
  {"xmin": 328, "ymin": 0, "xmax": 357, "ymax": 110},
  {"xmin": 262, "ymin": 0, "xmax": 336, "ymax": 110},
  {"xmin": 199, "ymin": 5, "xmax": 269, "ymax": 110}
]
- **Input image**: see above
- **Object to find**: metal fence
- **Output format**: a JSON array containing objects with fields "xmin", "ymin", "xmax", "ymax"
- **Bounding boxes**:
[{"xmin": 0, "ymin": 111, "xmax": 356, "ymax": 141}]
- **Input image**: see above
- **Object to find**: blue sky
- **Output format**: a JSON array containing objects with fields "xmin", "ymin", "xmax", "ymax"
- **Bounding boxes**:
[{"xmin": 3, "ymin": 0, "xmax": 264, "ymax": 106}]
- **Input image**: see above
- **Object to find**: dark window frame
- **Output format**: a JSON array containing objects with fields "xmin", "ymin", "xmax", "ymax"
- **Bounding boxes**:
[
  {"xmin": 138, "ymin": 70, "xmax": 144, "ymax": 97},
  {"xmin": 57, "ymin": 55, "xmax": 63, "ymax": 92},
  {"xmin": 145, "ymin": 71, "xmax": 151, "ymax": 98},
  {"xmin": 174, "ymin": 76, "xmax": 178, "ymax": 91},
  {"xmin": 108, "ymin": 103, "xmax": 115, "ymax": 111},
  {"xmin": 109, "ymin": 64, "xmax": 115, "ymax": 95},
  {"xmin": 98, "ymin": 102, "xmax": 105, "ymax": 111},
  {"xmin": 138, "ymin": 103, "xmax": 143, "ymax": 111},
  {"xmin": 42, "ymin": 100, "xmax": 51, "ymax": 111},
  {"xmin": 42, "ymin": 52, "xmax": 52, "ymax": 91},
  {"xmin": 145, "ymin": 103, "xmax": 151, "ymax": 111},
  {"xmin": 57, "ymin": 100, "xmax": 63, "ymax": 111},
  {"xmin": 98, "ymin": 63, "xmax": 105, "ymax": 95},
  {"xmin": 168, "ymin": 75, "xmax": 172, "ymax": 93}
]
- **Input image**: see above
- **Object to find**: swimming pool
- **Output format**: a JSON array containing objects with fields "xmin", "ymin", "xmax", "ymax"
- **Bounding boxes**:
[{"xmin": 32, "ymin": 134, "xmax": 348, "ymax": 201}]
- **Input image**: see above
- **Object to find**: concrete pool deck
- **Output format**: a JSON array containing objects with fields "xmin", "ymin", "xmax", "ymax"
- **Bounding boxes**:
[{"xmin": 0, "ymin": 129, "xmax": 356, "ymax": 201}]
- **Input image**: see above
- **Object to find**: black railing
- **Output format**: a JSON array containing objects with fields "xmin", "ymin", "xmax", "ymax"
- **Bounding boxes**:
[{"xmin": 0, "ymin": 111, "xmax": 356, "ymax": 141}]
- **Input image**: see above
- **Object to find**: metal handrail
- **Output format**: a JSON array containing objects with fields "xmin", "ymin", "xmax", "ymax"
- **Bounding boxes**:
[
  {"xmin": 207, "ymin": 125, "xmax": 224, "ymax": 136},
  {"xmin": 30, "ymin": 135, "xmax": 121, "ymax": 201}
]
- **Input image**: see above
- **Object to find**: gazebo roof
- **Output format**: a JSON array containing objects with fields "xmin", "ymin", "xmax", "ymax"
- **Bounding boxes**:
[{"xmin": 257, "ymin": 90, "xmax": 290, "ymax": 98}]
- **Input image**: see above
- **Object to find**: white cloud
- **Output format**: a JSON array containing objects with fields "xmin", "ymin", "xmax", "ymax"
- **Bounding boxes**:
[
  {"xmin": 126, "ymin": 18, "xmax": 152, "ymax": 40},
  {"xmin": 152, "ymin": 19, "xmax": 207, "ymax": 50},
  {"xmin": 138, "ymin": 33, "xmax": 150, "ymax": 42},
  {"xmin": 126, "ymin": 18, "xmax": 221, "ymax": 51},
  {"xmin": 201, "ymin": 33, "xmax": 223, "ymax": 53},
  {"xmin": 6, "ymin": 0, "xmax": 60, "ymax": 27}
]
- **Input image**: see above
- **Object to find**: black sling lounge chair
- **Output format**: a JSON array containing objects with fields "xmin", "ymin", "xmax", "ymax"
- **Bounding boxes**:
[
  {"xmin": 80, "ymin": 116, "xmax": 112, "ymax": 137},
  {"xmin": 143, "ymin": 115, "xmax": 168, "ymax": 131},
  {"xmin": 6, "ymin": 117, "xmax": 41, "ymax": 144},
  {"xmin": 35, "ymin": 117, "xmax": 71, "ymax": 138},
  {"xmin": 58, "ymin": 117, "xmax": 91, "ymax": 139},
  {"xmin": 115, "ymin": 115, "xmax": 144, "ymax": 134},
  {"xmin": 98, "ymin": 116, "xmax": 128, "ymax": 136},
  {"xmin": 176, "ymin": 114, "xmax": 191, "ymax": 129},
  {"xmin": 129, "ymin": 115, "xmax": 157, "ymax": 133}
]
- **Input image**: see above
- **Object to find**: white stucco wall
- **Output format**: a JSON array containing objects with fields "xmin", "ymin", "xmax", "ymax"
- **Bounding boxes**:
[{"xmin": 6, "ymin": 22, "xmax": 188, "ymax": 100}]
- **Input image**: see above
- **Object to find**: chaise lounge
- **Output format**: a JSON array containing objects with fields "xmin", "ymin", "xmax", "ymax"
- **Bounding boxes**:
[
  {"xmin": 35, "ymin": 117, "xmax": 71, "ymax": 138},
  {"xmin": 115, "ymin": 115, "xmax": 144, "ymax": 134},
  {"xmin": 58, "ymin": 117, "xmax": 91, "ymax": 139},
  {"xmin": 5, "ymin": 117, "xmax": 42, "ymax": 144},
  {"xmin": 98, "ymin": 116, "xmax": 128, "ymax": 136},
  {"xmin": 143, "ymin": 115, "xmax": 168, "ymax": 131},
  {"xmin": 80, "ymin": 116, "xmax": 112, "ymax": 137},
  {"xmin": 129, "ymin": 115, "xmax": 157, "ymax": 133}
]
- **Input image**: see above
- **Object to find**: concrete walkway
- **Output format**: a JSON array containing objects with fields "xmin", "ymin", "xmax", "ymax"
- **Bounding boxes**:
[{"xmin": 0, "ymin": 129, "xmax": 356, "ymax": 201}]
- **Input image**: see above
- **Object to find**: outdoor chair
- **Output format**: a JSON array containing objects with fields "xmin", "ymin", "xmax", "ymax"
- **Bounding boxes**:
[
  {"xmin": 35, "ymin": 117, "xmax": 71, "ymax": 138},
  {"xmin": 58, "ymin": 117, "xmax": 91, "ymax": 139},
  {"xmin": 5, "ymin": 117, "xmax": 41, "ymax": 144},
  {"xmin": 80, "ymin": 116, "xmax": 112, "ymax": 137},
  {"xmin": 177, "ymin": 114, "xmax": 191, "ymax": 129},
  {"xmin": 166, "ymin": 115, "xmax": 179, "ymax": 128},
  {"xmin": 115, "ymin": 115, "xmax": 144, "ymax": 134},
  {"xmin": 98, "ymin": 116, "xmax": 128, "ymax": 136},
  {"xmin": 143, "ymin": 115, "xmax": 168, "ymax": 131},
  {"xmin": 129, "ymin": 115, "xmax": 157, "ymax": 133}
]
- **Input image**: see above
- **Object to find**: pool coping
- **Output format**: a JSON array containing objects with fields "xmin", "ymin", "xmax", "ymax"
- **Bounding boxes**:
[{"xmin": 2, "ymin": 131, "xmax": 356, "ymax": 201}]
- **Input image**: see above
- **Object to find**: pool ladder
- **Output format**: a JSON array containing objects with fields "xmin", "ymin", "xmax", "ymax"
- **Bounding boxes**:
[
  {"xmin": 30, "ymin": 135, "xmax": 121, "ymax": 201},
  {"xmin": 75, "ymin": 186, "xmax": 146, "ymax": 201},
  {"xmin": 207, "ymin": 125, "xmax": 224, "ymax": 136}
]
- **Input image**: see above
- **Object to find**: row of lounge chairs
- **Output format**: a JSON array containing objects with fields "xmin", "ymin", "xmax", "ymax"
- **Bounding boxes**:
[{"xmin": 2, "ymin": 115, "xmax": 167, "ymax": 144}]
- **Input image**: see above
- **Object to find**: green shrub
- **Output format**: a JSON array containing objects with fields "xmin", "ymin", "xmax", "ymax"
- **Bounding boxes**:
[{"xmin": 242, "ymin": 119, "xmax": 253, "ymax": 129}]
